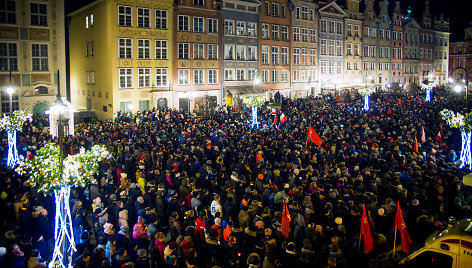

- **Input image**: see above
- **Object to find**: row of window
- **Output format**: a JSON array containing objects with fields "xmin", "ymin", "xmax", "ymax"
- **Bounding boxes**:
[
  {"xmin": 179, "ymin": 15, "xmax": 218, "ymax": 33},
  {"xmin": 320, "ymin": 40, "xmax": 343, "ymax": 56},
  {"xmin": 224, "ymin": 20, "xmax": 257, "ymax": 36},
  {"xmin": 320, "ymin": 19, "xmax": 343, "ymax": 34},
  {"xmin": 320, "ymin": 61, "xmax": 343, "ymax": 75},
  {"xmin": 0, "ymin": 1, "xmax": 47, "ymax": 26},
  {"xmin": 264, "ymin": 1, "xmax": 288, "ymax": 18},
  {"xmin": 224, "ymin": 45, "xmax": 258, "ymax": 61},
  {"xmin": 178, "ymin": 43, "xmax": 218, "ymax": 60},
  {"xmin": 292, "ymin": 28, "xmax": 316, "ymax": 43},
  {"xmin": 118, "ymin": 38, "xmax": 170, "ymax": 60},
  {"xmin": 225, "ymin": 69, "xmax": 289, "ymax": 84},
  {"xmin": 0, "ymin": 43, "xmax": 48, "ymax": 71},
  {"xmin": 118, "ymin": 6, "xmax": 170, "ymax": 30},
  {"xmin": 292, "ymin": 48, "xmax": 316, "ymax": 66},
  {"xmin": 119, "ymin": 68, "xmax": 171, "ymax": 88},
  {"xmin": 260, "ymin": 46, "xmax": 289, "ymax": 65}
]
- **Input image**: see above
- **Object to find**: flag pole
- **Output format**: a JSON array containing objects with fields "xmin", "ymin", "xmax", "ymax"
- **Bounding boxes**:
[
  {"xmin": 358, "ymin": 233, "xmax": 362, "ymax": 252},
  {"xmin": 393, "ymin": 224, "xmax": 398, "ymax": 254}
]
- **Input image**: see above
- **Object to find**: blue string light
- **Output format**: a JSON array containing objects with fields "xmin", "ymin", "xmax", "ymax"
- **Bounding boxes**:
[
  {"xmin": 363, "ymin": 95, "xmax": 370, "ymax": 111},
  {"xmin": 460, "ymin": 130, "xmax": 472, "ymax": 170},
  {"xmin": 425, "ymin": 89, "xmax": 431, "ymax": 102},
  {"xmin": 252, "ymin": 106, "xmax": 259, "ymax": 128},
  {"xmin": 49, "ymin": 185, "xmax": 76, "ymax": 268},
  {"xmin": 7, "ymin": 130, "xmax": 18, "ymax": 167}
]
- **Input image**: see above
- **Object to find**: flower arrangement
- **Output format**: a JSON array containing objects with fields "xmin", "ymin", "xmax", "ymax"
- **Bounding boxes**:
[
  {"xmin": 421, "ymin": 80, "xmax": 434, "ymax": 91},
  {"xmin": 440, "ymin": 109, "xmax": 472, "ymax": 132},
  {"xmin": 242, "ymin": 94, "xmax": 266, "ymax": 107},
  {"xmin": 0, "ymin": 109, "xmax": 32, "ymax": 132},
  {"xmin": 358, "ymin": 88, "xmax": 376, "ymax": 96},
  {"xmin": 16, "ymin": 143, "xmax": 110, "ymax": 195}
]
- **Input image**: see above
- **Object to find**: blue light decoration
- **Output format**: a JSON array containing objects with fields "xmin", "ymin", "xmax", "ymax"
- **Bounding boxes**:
[
  {"xmin": 425, "ymin": 89, "xmax": 431, "ymax": 102},
  {"xmin": 363, "ymin": 95, "xmax": 370, "ymax": 111},
  {"xmin": 50, "ymin": 185, "xmax": 76, "ymax": 268},
  {"xmin": 252, "ymin": 106, "xmax": 259, "ymax": 128},
  {"xmin": 422, "ymin": 80, "xmax": 433, "ymax": 102},
  {"xmin": 7, "ymin": 130, "xmax": 18, "ymax": 167},
  {"xmin": 460, "ymin": 130, "xmax": 472, "ymax": 169},
  {"xmin": 440, "ymin": 109, "xmax": 472, "ymax": 170}
]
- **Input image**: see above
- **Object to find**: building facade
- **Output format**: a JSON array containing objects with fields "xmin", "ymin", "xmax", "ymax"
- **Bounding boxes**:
[
  {"xmin": 361, "ymin": 0, "xmax": 377, "ymax": 88},
  {"xmin": 419, "ymin": 0, "xmax": 434, "ymax": 82},
  {"xmin": 221, "ymin": 0, "xmax": 261, "ymax": 106},
  {"xmin": 403, "ymin": 11, "xmax": 421, "ymax": 90},
  {"xmin": 391, "ymin": 1, "xmax": 404, "ymax": 85},
  {"xmin": 173, "ymin": 0, "xmax": 222, "ymax": 112},
  {"xmin": 433, "ymin": 15, "xmax": 450, "ymax": 86},
  {"xmin": 377, "ymin": 0, "xmax": 391, "ymax": 87},
  {"xmin": 260, "ymin": 0, "xmax": 291, "ymax": 98},
  {"xmin": 344, "ymin": 0, "xmax": 363, "ymax": 88},
  {"xmin": 0, "ymin": 0, "xmax": 66, "ymax": 115},
  {"xmin": 317, "ymin": 1, "xmax": 345, "ymax": 93},
  {"xmin": 69, "ymin": 0, "xmax": 174, "ymax": 119},
  {"xmin": 290, "ymin": 0, "xmax": 317, "ymax": 97},
  {"xmin": 449, "ymin": 35, "xmax": 472, "ymax": 83}
]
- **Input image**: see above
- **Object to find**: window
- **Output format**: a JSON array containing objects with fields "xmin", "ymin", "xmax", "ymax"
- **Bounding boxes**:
[
  {"xmin": 363, "ymin": 45, "xmax": 369, "ymax": 57},
  {"xmin": 86, "ymin": 16, "xmax": 89, "ymax": 28},
  {"xmin": 310, "ymin": 29, "xmax": 316, "ymax": 43},
  {"xmin": 272, "ymin": 3, "xmax": 279, "ymax": 16},
  {"xmin": 236, "ymin": 45, "xmax": 245, "ymax": 60},
  {"xmin": 386, "ymin": 30, "xmax": 391, "ymax": 39},
  {"xmin": 281, "ymin": 4, "xmax": 286, "ymax": 17},
  {"xmin": 35, "ymin": 86, "xmax": 48, "ymax": 95},
  {"xmin": 393, "ymin": 31, "xmax": 397, "ymax": 40},
  {"xmin": 379, "ymin": 29, "xmax": 384, "ymax": 38},
  {"xmin": 328, "ymin": 62, "xmax": 334, "ymax": 74},
  {"xmin": 30, "ymin": 3, "xmax": 47, "ymax": 26},
  {"xmin": 281, "ymin": 70, "xmax": 288, "ymax": 82},
  {"xmin": 118, "ymin": 5, "xmax": 132, "ymax": 27},
  {"xmin": 193, "ymin": 43, "xmax": 204, "ymax": 59},
  {"xmin": 295, "ymin": 7, "xmax": 300, "ymax": 19},
  {"xmin": 272, "ymin": 25, "xmax": 279, "ymax": 40},
  {"xmin": 248, "ymin": 22, "xmax": 256, "ymax": 37},
  {"xmin": 247, "ymin": 69, "xmax": 256, "ymax": 80},
  {"xmin": 193, "ymin": 17, "xmax": 204, "ymax": 32},
  {"xmin": 293, "ymin": 48, "xmax": 300, "ymax": 65},
  {"xmin": 370, "ymin": 28, "xmax": 376, "ymax": 37},
  {"xmin": 236, "ymin": 69, "xmax": 245, "ymax": 80},
  {"xmin": 32, "ymin": 44, "xmax": 48, "ymax": 71},
  {"xmin": 398, "ymin": 48, "xmax": 402, "ymax": 58},
  {"xmin": 155, "ymin": 40, "xmax": 167, "ymax": 59},
  {"xmin": 224, "ymin": 45, "xmax": 234, "ymax": 60},
  {"xmin": 248, "ymin": 46, "xmax": 257, "ymax": 61},
  {"xmin": 265, "ymin": 1, "xmax": 270, "ymax": 16},
  {"xmin": 236, "ymin": 21, "xmax": 245, "ymax": 36},
  {"xmin": 364, "ymin": 27, "xmax": 369, "ymax": 37},
  {"xmin": 119, "ymin": 38, "xmax": 132, "ymax": 58},
  {"xmin": 293, "ymin": 27, "xmax": 300, "ymax": 41},
  {"xmin": 337, "ymin": 22, "xmax": 342, "ymax": 34},
  {"xmin": 262, "ymin": 45, "xmax": 269, "ymax": 65},
  {"xmin": 385, "ymin": 47, "xmax": 390, "ymax": 57},
  {"xmin": 120, "ymin": 101, "xmax": 132, "ymax": 113},
  {"xmin": 363, "ymin": 62, "xmax": 368, "ymax": 71},
  {"xmin": 320, "ymin": 39, "xmax": 327, "ymax": 55},
  {"xmin": 155, "ymin": 9, "xmax": 167, "ymax": 29},
  {"xmin": 309, "ymin": 49, "xmax": 315, "ymax": 65},
  {"xmin": 85, "ymin": 43, "xmax": 89, "ymax": 57},
  {"xmin": 178, "ymin": 69, "xmax": 190, "ymax": 85},
  {"xmin": 119, "ymin": 68, "xmax": 133, "ymax": 88},
  {"xmin": 90, "ymin": 42, "xmax": 94, "ymax": 56},
  {"xmin": 347, "ymin": 24, "xmax": 352, "ymax": 36},
  {"xmin": 91, "ymin": 71, "xmax": 95, "ymax": 84},
  {"xmin": 354, "ymin": 44, "xmax": 359, "ymax": 56},
  {"xmin": 90, "ymin": 14, "xmax": 94, "ymax": 26},
  {"xmin": 321, "ymin": 19, "xmax": 327, "ymax": 32},
  {"xmin": 208, "ymin": 69, "xmax": 218, "ymax": 84},
  {"xmin": 347, "ymin": 43, "xmax": 352, "ymax": 55},
  {"xmin": 272, "ymin": 46, "xmax": 279, "ymax": 65},
  {"xmin": 87, "ymin": 71, "xmax": 90, "ymax": 84},
  {"xmin": 354, "ymin": 25, "xmax": 359, "ymax": 37},
  {"xmin": 282, "ymin": 26, "xmax": 289, "ymax": 41},
  {"xmin": 292, "ymin": 70, "xmax": 300, "ymax": 82},
  {"xmin": 369, "ymin": 46, "xmax": 375, "ymax": 58},
  {"xmin": 178, "ymin": 43, "xmax": 190, "ymax": 59},
  {"xmin": 336, "ymin": 41, "xmax": 342, "ymax": 56},
  {"xmin": 193, "ymin": 0, "xmax": 204, "ymax": 5},
  {"xmin": 328, "ymin": 40, "xmax": 335, "ymax": 56},
  {"xmin": 262, "ymin": 23, "xmax": 269, "ymax": 39},
  {"xmin": 137, "ymin": 8, "xmax": 150, "ymax": 28},
  {"xmin": 301, "ymin": 28, "xmax": 308, "ymax": 42},
  {"xmin": 282, "ymin": 47, "xmax": 288, "ymax": 65},
  {"xmin": 208, "ymin": 18, "xmax": 218, "ymax": 33},
  {"xmin": 178, "ymin": 15, "xmax": 189, "ymax": 31},
  {"xmin": 138, "ymin": 68, "xmax": 151, "ymax": 88},
  {"xmin": 224, "ymin": 69, "xmax": 234, "ymax": 80},
  {"xmin": 399, "ymin": 32, "xmax": 402, "ymax": 40},
  {"xmin": 262, "ymin": 70, "xmax": 269, "ymax": 83},
  {"xmin": 302, "ymin": 6, "xmax": 308, "ymax": 20},
  {"xmin": 337, "ymin": 62, "xmax": 342, "ymax": 74},
  {"xmin": 347, "ymin": 62, "xmax": 352, "ymax": 70},
  {"xmin": 354, "ymin": 62, "xmax": 359, "ymax": 70},
  {"xmin": 224, "ymin": 20, "xmax": 234, "ymax": 35},
  {"xmin": 272, "ymin": 70, "xmax": 278, "ymax": 83},
  {"xmin": 155, "ymin": 68, "xmax": 168, "ymax": 87},
  {"xmin": 0, "ymin": 0, "xmax": 16, "ymax": 24},
  {"xmin": 194, "ymin": 69, "xmax": 204, "ymax": 84},
  {"xmin": 301, "ymin": 48, "xmax": 308, "ymax": 65},
  {"xmin": 320, "ymin": 61, "xmax": 327, "ymax": 74},
  {"xmin": 137, "ymin": 39, "xmax": 150, "ymax": 59},
  {"xmin": 208, "ymin": 44, "xmax": 218, "ymax": 60},
  {"xmin": 329, "ymin": 21, "xmax": 335, "ymax": 33},
  {"xmin": 0, "ymin": 43, "xmax": 18, "ymax": 71}
]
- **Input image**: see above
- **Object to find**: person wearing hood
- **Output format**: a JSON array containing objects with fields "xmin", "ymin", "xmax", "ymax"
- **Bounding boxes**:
[{"xmin": 115, "ymin": 225, "xmax": 130, "ymax": 249}]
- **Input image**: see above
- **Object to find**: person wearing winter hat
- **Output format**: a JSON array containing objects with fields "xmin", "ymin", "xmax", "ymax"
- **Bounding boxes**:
[{"xmin": 210, "ymin": 217, "xmax": 223, "ymax": 239}]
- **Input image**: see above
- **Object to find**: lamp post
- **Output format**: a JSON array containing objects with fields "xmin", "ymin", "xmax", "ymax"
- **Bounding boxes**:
[
  {"xmin": 450, "ymin": 67, "xmax": 470, "ymax": 112},
  {"xmin": 6, "ymin": 70, "xmax": 14, "ymax": 115}
]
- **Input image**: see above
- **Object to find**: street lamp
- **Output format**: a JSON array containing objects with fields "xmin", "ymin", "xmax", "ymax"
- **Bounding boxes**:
[
  {"xmin": 451, "ymin": 67, "xmax": 470, "ymax": 112},
  {"xmin": 6, "ymin": 70, "xmax": 14, "ymax": 114}
]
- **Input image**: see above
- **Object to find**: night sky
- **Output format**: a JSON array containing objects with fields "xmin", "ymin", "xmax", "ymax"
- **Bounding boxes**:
[{"xmin": 65, "ymin": 0, "xmax": 472, "ymax": 40}]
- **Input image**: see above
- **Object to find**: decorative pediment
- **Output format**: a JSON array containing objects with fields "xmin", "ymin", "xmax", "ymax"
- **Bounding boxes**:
[{"xmin": 319, "ymin": 1, "xmax": 346, "ymax": 16}]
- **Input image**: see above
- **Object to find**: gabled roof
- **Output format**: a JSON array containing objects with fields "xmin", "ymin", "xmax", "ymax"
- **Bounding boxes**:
[
  {"xmin": 403, "ymin": 18, "xmax": 421, "ymax": 29},
  {"xmin": 319, "ymin": 1, "xmax": 347, "ymax": 16}
]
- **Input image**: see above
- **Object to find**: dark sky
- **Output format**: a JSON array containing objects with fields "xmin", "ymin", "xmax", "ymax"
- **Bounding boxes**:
[{"xmin": 65, "ymin": 0, "xmax": 472, "ymax": 40}]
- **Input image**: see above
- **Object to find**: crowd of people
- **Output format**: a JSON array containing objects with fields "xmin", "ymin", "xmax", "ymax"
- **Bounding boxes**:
[{"xmin": 0, "ymin": 87, "xmax": 471, "ymax": 268}]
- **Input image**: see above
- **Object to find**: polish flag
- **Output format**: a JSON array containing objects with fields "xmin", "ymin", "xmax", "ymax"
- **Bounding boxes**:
[
  {"xmin": 436, "ymin": 131, "xmax": 442, "ymax": 143},
  {"xmin": 280, "ymin": 113, "xmax": 287, "ymax": 124}
]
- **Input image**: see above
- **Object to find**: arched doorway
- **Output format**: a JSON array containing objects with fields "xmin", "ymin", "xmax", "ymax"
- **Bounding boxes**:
[{"xmin": 33, "ymin": 102, "xmax": 49, "ymax": 115}]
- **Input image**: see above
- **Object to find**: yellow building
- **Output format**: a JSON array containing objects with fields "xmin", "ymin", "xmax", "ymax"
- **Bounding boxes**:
[
  {"xmin": 344, "ymin": 0, "xmax": 363, "ymax": 89},
  {"xmin": 0, "ymin": 0, "xmax": 66, "ymax": 115},
  {"xmin": 69, "ymin": 0, "xmax": 173, "ymax": 120}
]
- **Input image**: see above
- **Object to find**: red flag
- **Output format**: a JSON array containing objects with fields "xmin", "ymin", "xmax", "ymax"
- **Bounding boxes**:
[
  {"xmin": 307, "ymin": 125, "xmax": 323, "ymax": 146},
  {"xmin": 280, "ymin": 113, "xmax": 287, "ymax": 124},
  {"xmin": 396, "ymin": 99, "xmax": 401, "ymax": 107},
  {"xmin": 395, "ymin": 202, "xmax": 412, "ymax": 253},
  {"xmin": 436, "ymin": 131, "xmax": 442, "ymax": 143},
  {"xmin": 387, "ymin": 108, "xmax": 392, "ymax": 115},
  {"xmin": 419, "ymin": 99, "xmax": 423, "ymax": 105},
  {"xmin": 281, "ymin": 200, "xmax": 291, "ymax": 239},
  {"xmin": 273, "ymin": 114, "xmax": 277, "ymax": 126},
  {"xmin": 414, "ymin": 135, "xmax": 419, "ymax": 153},
  {"xmin": 360, "ymin": 206, "xmax": 374, "ymax": 253}
]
